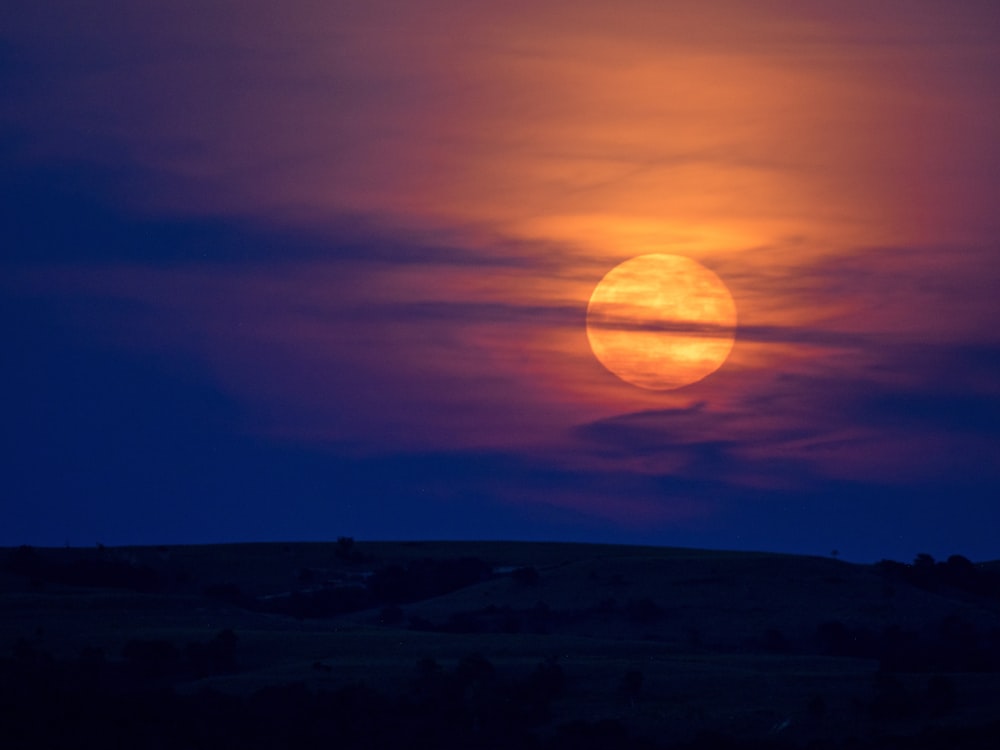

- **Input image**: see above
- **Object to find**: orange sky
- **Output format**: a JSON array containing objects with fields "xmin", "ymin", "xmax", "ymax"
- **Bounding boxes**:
[
  {"xmin": 10, "ymin": 0, "xmax": 998, "ymax": 421},
  {"xmin": 4, "ymin": 0, "xmax": 1000, "ymax": 543}
]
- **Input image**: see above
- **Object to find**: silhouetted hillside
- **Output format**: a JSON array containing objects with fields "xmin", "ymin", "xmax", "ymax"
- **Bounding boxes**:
[{"xmin": 3, "ymin": 541, "xmax": 1000, "ymax": 748}]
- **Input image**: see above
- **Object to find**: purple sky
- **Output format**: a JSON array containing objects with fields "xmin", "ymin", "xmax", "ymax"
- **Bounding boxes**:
[{"xmin": 2, "ymin": 1, "xmax": 999, "ymax": 561}]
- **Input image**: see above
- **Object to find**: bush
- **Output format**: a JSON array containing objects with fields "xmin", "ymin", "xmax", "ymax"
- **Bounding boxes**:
[
  {"xmin": 871, "ymin": 672, "xmax": 914, "ymax": 719},
  {"xmin": 455, "ymin": 653, "xmax": 495, "ymax": 687},
  {"xmin": 122, "ymin": 639, "xmax": 181, "ymax": 679},
  {"xmin": 926, "ymin": 674, "xmax": 957, "ymax": 716},
  {"xmin": 379, "ymin": 604, "xmax": 404, "ymax": 625},
  {"xmin": 511, "ymin": 566, "xmax": 540, "ymax": 586},
  {"xmin": 620, "ymin": 670, "xmax": 643, "ymax": 702},
  {"xmin": 185, "ymin": 629, "xmax": 238, "ymax": 677},
  {"xmin": 625, "ymin": 598, "xmax": 662, "ymax": 624},
  {"xmin": 335, "ymin": 536, "xmax": 364, "ymax": 562}
]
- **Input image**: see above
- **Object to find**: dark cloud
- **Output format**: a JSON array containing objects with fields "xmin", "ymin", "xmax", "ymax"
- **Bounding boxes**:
[
  {"xmin": 366, "ymin": 300, "xmax": 582, "ymax": 327},
  {"xmin": 860, "ymin": 391, "xmax": 1000, "ymax": 435},
  {"xmin": 831, "ymin": 341, "xmax": 1000, "ymax": 437},
  {"xmin": 574, "ymin": 336, "xmax": 1000, "ymax": 490},
  {"xmin": 734, "ymin": 324, "xmax": 875, "ymax": 348},
  {"xmin": 0, "ymin": 156, "xmax": 555, "ymax": 269},
  {"xmin": 585, "ymin": 317, "xmax": 737, "ymax": 336},
  {"xmin": 575, "ymin": 403, "xmax": 718, "ymax": 454},
  {"xmin": 573, "ymin": 403, "xmax": 810, "ymax": 490}
]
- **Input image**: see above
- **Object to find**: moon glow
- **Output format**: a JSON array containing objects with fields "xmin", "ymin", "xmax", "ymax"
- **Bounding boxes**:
[{"xmin": 586, "ymin": 254, "xmax": 737, "ymax": 390}]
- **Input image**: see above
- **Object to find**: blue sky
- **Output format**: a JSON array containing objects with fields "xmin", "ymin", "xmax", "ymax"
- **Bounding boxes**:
[{"xmin": 3, "ymin": 1, "xmax": 999, "ymax": 561}]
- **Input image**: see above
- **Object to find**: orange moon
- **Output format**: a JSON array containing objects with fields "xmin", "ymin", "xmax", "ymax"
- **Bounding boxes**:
[{"xmin": 586, "ymin": 254, "xmax": 737, "ymax": 390}]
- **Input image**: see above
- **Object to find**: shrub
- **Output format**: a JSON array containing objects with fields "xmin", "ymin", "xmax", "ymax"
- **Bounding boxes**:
[
  {"xmin": 511, "ymin": 566, "xmax": 540, "ymax": 586},
  {"xmin": 625, "ymin": 598, "xmax": 662, "ymax": 624}
]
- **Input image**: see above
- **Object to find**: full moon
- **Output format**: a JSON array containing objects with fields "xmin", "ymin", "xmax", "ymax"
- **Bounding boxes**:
[{"xmin": 586, "ymin": 254, "xmax": 737, "ymax": 390}]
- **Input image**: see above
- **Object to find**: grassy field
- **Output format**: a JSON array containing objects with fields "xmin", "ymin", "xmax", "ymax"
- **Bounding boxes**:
[{"xmin": 2, "ymin": 540, "xmax": 999, "ymax": 747}]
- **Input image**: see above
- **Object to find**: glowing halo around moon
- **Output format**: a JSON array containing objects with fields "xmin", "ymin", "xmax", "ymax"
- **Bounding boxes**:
[{"xmin": 586, "ymin": 254, "xmax": 737, "ymax": 390}]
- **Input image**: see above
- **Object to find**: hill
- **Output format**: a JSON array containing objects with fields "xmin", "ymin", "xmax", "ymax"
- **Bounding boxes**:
[{"xmin": 2, "ymin": 540, "xmax": 999, "ymax": 748}]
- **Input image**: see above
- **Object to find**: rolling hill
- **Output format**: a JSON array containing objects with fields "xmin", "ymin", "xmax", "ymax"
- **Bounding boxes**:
[{"xmin": 2, "ymin": 541, "xmax": 999, "ymax": 748}]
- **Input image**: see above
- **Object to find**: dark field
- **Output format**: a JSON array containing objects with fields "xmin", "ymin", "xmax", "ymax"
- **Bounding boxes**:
[{"xmin": 2, "ymin": 540, "xmax": 999, "ymax": 748}]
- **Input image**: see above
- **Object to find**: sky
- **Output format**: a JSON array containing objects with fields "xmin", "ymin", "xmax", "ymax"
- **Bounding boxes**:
[{"xmin": 2, "ymin": 1, "xmax": 999, "ymax": 562}]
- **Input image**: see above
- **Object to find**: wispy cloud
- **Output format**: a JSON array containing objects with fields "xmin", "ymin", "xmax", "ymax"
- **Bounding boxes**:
[{"xmin": 3, "ymin": 0, "xmax": 999, "ymax": 560}]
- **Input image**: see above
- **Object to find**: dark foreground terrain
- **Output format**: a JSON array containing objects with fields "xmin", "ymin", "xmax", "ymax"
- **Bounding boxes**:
[{"xmin": 2, "ymin": 540, "xmax": 999, "ymax": 748}]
